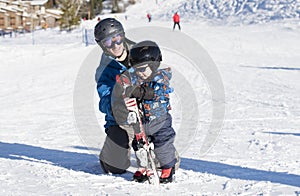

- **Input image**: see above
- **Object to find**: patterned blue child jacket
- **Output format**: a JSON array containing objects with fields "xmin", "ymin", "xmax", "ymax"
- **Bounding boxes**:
[{"xmin": 128, "ymin": 67, "xmax": 174, "ymax": 122}]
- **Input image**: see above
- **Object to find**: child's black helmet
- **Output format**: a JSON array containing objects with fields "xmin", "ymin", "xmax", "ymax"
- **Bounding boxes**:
[
  {"xmin": 130, "ymin": 40, "xmax": 162, "ymax": 69},
  {"xmin": 94, "ymin": 18, "xmax": 124, "ymax": 46}
]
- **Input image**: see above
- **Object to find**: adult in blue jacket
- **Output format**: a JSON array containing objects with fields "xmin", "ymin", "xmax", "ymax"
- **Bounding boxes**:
[{"xmin": 94, "ymin": 18, "xmax": 135, "ymax": 174}]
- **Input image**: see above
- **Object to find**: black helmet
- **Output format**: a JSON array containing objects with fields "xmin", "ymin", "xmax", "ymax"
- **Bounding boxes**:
[
  {"xmin": 130, "ymin": 40, "xmax": 162, "ymax": 70},
  {"xmin": 94, "ymin": 18, "xmax": 124, "ymax": 47}
]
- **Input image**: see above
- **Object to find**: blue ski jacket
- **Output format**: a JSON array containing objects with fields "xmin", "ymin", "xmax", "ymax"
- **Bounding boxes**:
[
  {"xmin": 128, "ymin": 67, "xmax": 173, "ymax": 122},
  {"xmin": 95, "ymin": 53, "xmax": 127, "ymax": 128}
]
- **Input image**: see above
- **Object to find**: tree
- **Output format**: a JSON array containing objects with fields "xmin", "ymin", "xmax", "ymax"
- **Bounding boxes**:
[
  {"xmin": 58, "ymin": 0, "xmax": 81, "ymax": 31},
  {"xmin": 112, "ymin": 0, "xmax": 120, "ymax": 13},
  {"xmin": 46, "ymin": 0, "xmax": 58, "ymax": 8},
  {"xmin": 94, "ymin": 0, "xmax": 103, "ymax": 16},
  {"xmin": 78, "ymin": 0, "xmax": 102, "ymax": 20}
]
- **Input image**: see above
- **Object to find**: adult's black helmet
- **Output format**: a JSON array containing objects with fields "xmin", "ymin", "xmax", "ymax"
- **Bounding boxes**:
[
  {"xmin": 94, "ymin": 18, "xmax": 124, "ymax": 45},
  {"xmin": 129, "ymin": 40, "xmax": 162, "ymax": 69}
]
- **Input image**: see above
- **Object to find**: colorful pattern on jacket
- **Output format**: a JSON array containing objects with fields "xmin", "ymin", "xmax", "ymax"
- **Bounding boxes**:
[{"xmin": 128, "ymin": 67, "xmax": 173, "ymax": 122}]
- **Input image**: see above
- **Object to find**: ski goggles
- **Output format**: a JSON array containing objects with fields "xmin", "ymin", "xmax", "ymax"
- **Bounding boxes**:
[
  {"xmin": 101, "ymin": 33, "xmax": 124, "ymax": 48},
  {"xmin": 136, "ymin": 66, "xmax": 148, "ymax": 72},
  {"xmin": 135, "ymin": 64, "xmax": 149, "ymax": 72}
]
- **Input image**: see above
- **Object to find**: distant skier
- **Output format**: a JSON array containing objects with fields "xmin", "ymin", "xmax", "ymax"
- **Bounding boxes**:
[
  {"xmin": 172, "ymin": 12, "xmax": 181, "ymax": 31},
  {"xmin": 114, "ymin": 41, "xmax": 179, "ymax": 183},
  {"xmin": 147, "ymin": 13, "xmax": 152, "ymax": 22}
]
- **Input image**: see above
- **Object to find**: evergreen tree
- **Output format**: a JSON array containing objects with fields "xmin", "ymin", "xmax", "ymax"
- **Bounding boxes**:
[
  {"xmin": 94, "ymin": 0, "xmax": 103, "ymax": 16},
  {"xmin": 58, "ymin": 0, "xmax": 81, "ymax": 31},
  {"xmin": 46, "ymin": 0, "xmax": 58, "ymax": 8},
  {"xmin": 112, "ymin": 0, "xmax": 120, "ymax": 13}
]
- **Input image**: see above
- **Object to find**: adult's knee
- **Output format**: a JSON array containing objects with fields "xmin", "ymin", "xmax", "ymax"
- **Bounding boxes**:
[
  {"xmin": 106, "ymin": 126, "xmax": 130, "ymax": 149},
  {"xmin": 100, "ymin": 160, "xmax": 126, "ymax": 174}
]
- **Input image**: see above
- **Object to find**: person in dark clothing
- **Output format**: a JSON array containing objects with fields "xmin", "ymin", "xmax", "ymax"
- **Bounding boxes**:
[
  {"xmin": 172, "ymin": 12, "xmax": 181, "ymax": 31},
  {"xmin": 94, "ymin": 18, "xmax": 136, "ymax": 174},
  {"xmin": 115, "ymin": 41, "xmax": 179, "ymax": 183}
]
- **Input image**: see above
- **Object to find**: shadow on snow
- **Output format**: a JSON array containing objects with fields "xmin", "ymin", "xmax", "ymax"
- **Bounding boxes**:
[
  {"xmin": 0, "ymin": 141, "xmax": 102, "ymax": 175},
  {"xmin": 240, "ymin": 65, "xmax": 300, "ymax": 71},
  {"xmin": 180, "ymin": 158, "xmax": 300, "ymax": 188},
  {"xmin": 263, "ymin": 132, "xmax": 300, "ymax": 137},
  {"xmin": 71, "ymin": 145, "xmax": 100, "ymax": 151},
  {"xmin": 1, "ymin": 141, "xmax": 299, "ymax": 187}
]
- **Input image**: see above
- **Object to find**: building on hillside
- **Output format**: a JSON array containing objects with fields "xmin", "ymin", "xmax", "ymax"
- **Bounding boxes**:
[
  {"xmin": 44, "ymin": 8, "xmax": 62, "ymax": 28},
  {"xmin": 0, "ymin": 0, "xmax": 62, "ymax": 32}
]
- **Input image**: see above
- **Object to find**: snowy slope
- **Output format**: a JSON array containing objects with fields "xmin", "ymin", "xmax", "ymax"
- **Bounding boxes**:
[
  {"xmin": 127, "ymin": 0, "xmax": 300, "ymax": 24},
  {"xmin": 1, "ymin": 2, "xmax": 300, "ymax": 195}
]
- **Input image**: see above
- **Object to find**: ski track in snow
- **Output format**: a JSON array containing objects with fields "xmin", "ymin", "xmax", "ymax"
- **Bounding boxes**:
[{"xmin": 1, "ymin": 9, "xmax": 300, "ymax": 196}]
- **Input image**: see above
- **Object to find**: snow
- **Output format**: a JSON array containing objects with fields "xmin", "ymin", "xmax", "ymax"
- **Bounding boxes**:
[
  {"xmin": 126, "ymin": 0, "xmax": 300, "ymax": 24},
  {"xmin": 1, "ymin": 0, "xmax": 300, "ymax": 195},
  {"xmin": 30, "ymin": 0, "xmax": 48, "ymax": 6}
]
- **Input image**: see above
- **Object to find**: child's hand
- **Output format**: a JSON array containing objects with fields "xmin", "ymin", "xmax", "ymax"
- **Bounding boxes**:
[{"xmin": 125, "ymin": 85, "xmax": 154, "ymax": 100}]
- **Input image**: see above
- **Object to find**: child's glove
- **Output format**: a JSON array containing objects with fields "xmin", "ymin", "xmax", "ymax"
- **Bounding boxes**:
[
  {"xmin": 132, "ymin": 137, "xmax": 146, "ymax": 151},
  {"xmin": 125, "ymin": 85, "xmax": 154, "ymax": 100}
]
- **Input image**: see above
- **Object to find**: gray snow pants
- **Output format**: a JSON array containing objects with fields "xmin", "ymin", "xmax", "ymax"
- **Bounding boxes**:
[
  {"xmin": 144, "ymin": 113, "xmax": 177, "ymax": 169},
  {"xmin": 99, "ymin": 125, "xmax": 134, "ymax": 174}
]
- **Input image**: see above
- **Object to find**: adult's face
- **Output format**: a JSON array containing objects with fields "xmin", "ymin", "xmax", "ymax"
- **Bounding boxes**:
[
  {"xmin": 101, "ymin": 33, "xmax": 125, "ymax": 58},
  {"xmin": 107, "ymin": 42, "xmax": 125, "ymax": 57}
]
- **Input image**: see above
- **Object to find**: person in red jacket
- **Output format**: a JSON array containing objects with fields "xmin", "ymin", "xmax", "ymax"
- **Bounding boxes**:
[
  {"xmin": 172, "ymin": 12, "xmax": 181, "ymax": 31},
  {"xmin": 147, "ymin": 13, "xmax": 152, "ymax": 22}
]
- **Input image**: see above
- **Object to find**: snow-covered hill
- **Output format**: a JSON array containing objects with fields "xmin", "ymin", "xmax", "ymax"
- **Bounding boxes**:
[
  {"xmin": 127, "ymin": 0, "xmax": 300, "ymax": 24},
  {"xmin": 0, "ymin": 1, "xmax": 300, "ymax": 195}
]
